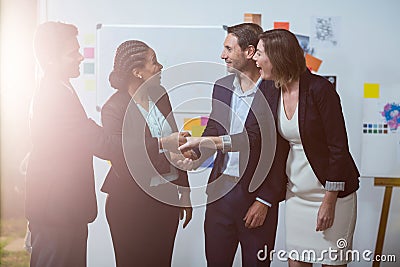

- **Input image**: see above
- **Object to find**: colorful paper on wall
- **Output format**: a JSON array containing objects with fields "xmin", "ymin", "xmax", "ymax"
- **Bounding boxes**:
[
  {"xmin": 84, "ymin": 63, "xmax": 95, "ymax": 74},
  {"xmin": 244, "ymin": 13, "xmax": 262, "ymax": 26},
  {"xmin": 183, "ymin": 118, "xmax": 201, "ymax": 130},
  {"xmin": 84, "ymin": 34, "xmax": 95, "ymax": 45},
  {"xmin": 364, "ymin": 83, "xmax": 380, "ymax": 98},
  {"xmin": 310, "ymin": 16, "xmax": 341, "ymax": 48},
  {"xmin": 295, "ymin": 34, "xmax": 315, "ymax": 55},
  {"xmin": 85, "ymin": 80, "xmax": 96, "ymax": 91},
  {"xmin": 191, "ymin": 125, "xmax": 206, "ymax": 137},
  {"xmin": 305, "ymin": 54, "xmax": 322, "ymax": 72},
  {"xmin": 84, "ymin": 47, "xmax": 95, "ymax": 59},
  {"xmin": 274, "ymin": 21, "xmax": 290, "ymax": 30},
  {"xmin": 201, "ymin": 116, "xmax": 209, "ymax": 126}
]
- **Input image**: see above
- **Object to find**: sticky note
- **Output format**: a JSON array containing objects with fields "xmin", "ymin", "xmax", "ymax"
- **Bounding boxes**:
[
  {"xmin": 201, "ymin": 116, "xmax": 209, "ymax": 126},
  {"xmin": 84, "ymin": 34, "xmax": 95, "ymax": 45},
  {"xmin": 305, "ymin": 54, "xmax": 322, "ymax": 72},
  {"xmin": 191, "ymin": 125, "xmax": 206, "ymax": 137},
  {"xmin": 83, "ymin": 63, "xmax": 95, "ymax": 74},
  {"xmin": 84, "ymin": 47, "xmax": 95, "ymax": 59},
  {"xmin": 363, "ymin": 83, "xmax": 380, "ymax": 98},
  {"xmin": 85, "ymin": 80, "xmax": 96, "ymax": 91},
  {"xmin": 274, "ymin": 22, "xmax": 290, "ymax": 30},
  {"xmin": 183, "ymin": 118, "xmax": 201, "ymax": 130}
]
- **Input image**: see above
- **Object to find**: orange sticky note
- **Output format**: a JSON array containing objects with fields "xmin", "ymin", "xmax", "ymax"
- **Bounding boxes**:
[
  {"xmin": 183, "ymin": 118, "xmax": 201, "ymax": 131},
  {"xmin": 305, "ymin": 54, "xmax": 322, "ymax": 72},
  {"xmin": 274, "ymin": 22, "xmax": 290, "ymax": 30},
  {"xmin": 364, "ymin": 83, "xmax": 380, "ymax": 98}
]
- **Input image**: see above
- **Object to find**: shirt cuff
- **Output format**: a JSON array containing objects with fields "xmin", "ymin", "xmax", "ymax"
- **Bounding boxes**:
[
  {"xmin": 157, "ymin": 137, "xmax": 166, "ymax": 154},
  {"xmin": 325, "ymin": 181, "xmax": 345, "ymax": 191},
  {"xmin": 256, "ymin": 197, "xmax": 272, "ymax": 207},
  {"xmin": 221, "ymin": 135, "xmax": 231, "ymax": 154}
]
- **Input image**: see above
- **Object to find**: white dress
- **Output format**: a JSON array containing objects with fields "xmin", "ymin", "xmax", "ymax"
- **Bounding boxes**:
[{"xmin": 278, "ymin": 92, "xmax": 357, "ymax": 265}]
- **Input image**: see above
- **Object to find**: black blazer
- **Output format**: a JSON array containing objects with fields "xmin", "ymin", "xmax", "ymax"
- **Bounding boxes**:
[
  {"xmin": 264, "ymin": 69, "xmax": 359, "ymax": 197},
  {"xmin": 100, "ymin": 86, "xmax": 189, "ymax": 200},
  {"xmin": 26, "ymin": 76, "xmax": 117, "ymax": 225},
  {"xmin": 197, "ymin": 74, "xmax": 286, "ymax": 205}
]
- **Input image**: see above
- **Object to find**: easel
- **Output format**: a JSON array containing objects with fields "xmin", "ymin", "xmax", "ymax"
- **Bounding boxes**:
[{"xmin": 373, "ymin": 177, "xmax": 400, "ymax": 267}]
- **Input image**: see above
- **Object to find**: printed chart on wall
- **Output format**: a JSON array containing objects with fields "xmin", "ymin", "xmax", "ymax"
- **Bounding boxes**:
[{"xmin": 361, "ymin": 83, "xmax": 400, "ymax": 177}]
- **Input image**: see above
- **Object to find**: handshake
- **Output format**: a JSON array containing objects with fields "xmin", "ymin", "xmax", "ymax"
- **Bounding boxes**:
[{"xmin": 159, "ymin": 132, "xmax": 221, "ymax": 171}]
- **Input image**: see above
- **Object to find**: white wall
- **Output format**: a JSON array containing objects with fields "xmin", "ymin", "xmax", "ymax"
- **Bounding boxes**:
[{"xmin": 42, "ymin": 0, "xmax": 400, "ymax": 266}]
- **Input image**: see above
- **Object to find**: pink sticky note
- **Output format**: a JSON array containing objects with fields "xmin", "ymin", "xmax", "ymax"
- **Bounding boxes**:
[
  {"xmin": 201, "ymin": 116, "xmax": 209, "ymax": 126},
  {"xmin": 84, "ymin": 47, "xmax": 95, "ymax": 58}
]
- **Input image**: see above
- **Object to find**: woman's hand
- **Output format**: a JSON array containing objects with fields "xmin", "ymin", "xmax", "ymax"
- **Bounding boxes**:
[{"xmin": 316, "ymin": 191, "xmax": 338, "ymax": 231}]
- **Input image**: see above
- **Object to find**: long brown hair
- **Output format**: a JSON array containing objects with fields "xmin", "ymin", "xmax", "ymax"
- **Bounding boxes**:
[{"xmin": 258, "ymin": 29, "xmax": 306, "ymax": 88}]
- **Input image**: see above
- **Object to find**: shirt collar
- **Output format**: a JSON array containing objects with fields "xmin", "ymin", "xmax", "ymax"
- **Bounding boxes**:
[{"xmin": 232, "ymin": 75, "xmax": 262, "ymax": 97}]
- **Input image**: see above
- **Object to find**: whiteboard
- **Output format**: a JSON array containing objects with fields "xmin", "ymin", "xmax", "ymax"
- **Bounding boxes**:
[
  {"xmin": 360, "ymin": 85, "xmax": 400, "ymax": 178},
  {"xmin": 95, "ymin": 24, "xmax": 227, "ymax": 113}
]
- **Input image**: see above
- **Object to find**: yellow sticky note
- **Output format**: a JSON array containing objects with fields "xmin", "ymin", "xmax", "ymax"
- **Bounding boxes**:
[
  {"xmin": 191, "ymin": 125, "xmax": 206, "ymax": 137},
  {"xmin": 364, "ymin": 83, "xmax": 380, "ymax": 98},
  {"xmin": 85, "ymin": 80, "xmax": 96, "ymax": 91},
  {"xmin": 183, "ymin": 118, "xmax": 201, "ymax": 130},
  {"xmin": 84, "ymin": 34, "xmax": 95, "ymax": 45}
]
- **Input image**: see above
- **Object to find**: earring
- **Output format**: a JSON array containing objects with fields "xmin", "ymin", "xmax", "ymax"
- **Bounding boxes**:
[{"xmin": 138, "ymin": 75, "xmax": 142, "ymax": 79}]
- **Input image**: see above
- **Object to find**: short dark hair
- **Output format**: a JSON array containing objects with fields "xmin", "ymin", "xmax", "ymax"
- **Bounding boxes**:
[
  {"xmin": 227, "ymin": 23, "xmax": 263, "ymax": 50},
  {"xmin": 258, "ymin": 29, "xmax": 306, "ymax": 88},
  {"xmin": 109, "ymin": 40, "xmax": 150, "ymax": 91},
  {"xmin": 33, "ymin": 21, "xmax": 78, "ymax": 69}
]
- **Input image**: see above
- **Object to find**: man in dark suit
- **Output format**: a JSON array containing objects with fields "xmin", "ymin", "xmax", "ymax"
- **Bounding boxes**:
[
  {"xmin": 179, "ymin": 23, "xmax": 286, "ymax": 267},
  {"xmin": 25, "ymin": 21, "xmax": 114, "ymax": 267}
]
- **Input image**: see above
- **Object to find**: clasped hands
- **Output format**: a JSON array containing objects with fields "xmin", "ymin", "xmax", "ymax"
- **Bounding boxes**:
[{"xmin": 160, "ymin": 132, "xmax": 219, "ymax": 171}]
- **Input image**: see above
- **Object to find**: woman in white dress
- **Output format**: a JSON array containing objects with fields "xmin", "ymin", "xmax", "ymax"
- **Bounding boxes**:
[{"xmin": 253, "ymin": 29, "xmax": 360, "ymax": 267}]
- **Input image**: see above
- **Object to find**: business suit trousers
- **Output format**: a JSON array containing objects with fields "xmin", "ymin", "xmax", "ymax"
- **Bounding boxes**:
[
  {"xmin": 205, "ymin": 182, "xmax": 278, "ymax": 267},
  {"xmin": 106, "ymin": 183, "xmax": 180, "ymax": 267},
  {"xmin": 29, "ymin": 222, "xmax": 88, "ymax": 267}
]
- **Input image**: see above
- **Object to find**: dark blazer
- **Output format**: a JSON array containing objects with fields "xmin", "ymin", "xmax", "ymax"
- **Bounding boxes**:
[
  {"xmin": 264, "ymin": 69, "xmax": 359, "ymax": 197},
  {"xmin": 197, "ymin": 74, "xmax": 286, "ymax": 205},
  {"xmin": 100, "ymin": 86, "xmax": 189, "ymax": 199},
  {"xmin": 26, "ymin": 76, "xmax": 117, "ymax": 226}
]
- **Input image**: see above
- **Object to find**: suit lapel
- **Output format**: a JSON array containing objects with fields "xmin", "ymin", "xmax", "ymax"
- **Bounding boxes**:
[
  {"xmin": 298, "ymin": 70, "xmax": 311, "ymax": 140},
  {"xmin": 216, "ymin": 75, "xmax": 235, "ymax": 135}
]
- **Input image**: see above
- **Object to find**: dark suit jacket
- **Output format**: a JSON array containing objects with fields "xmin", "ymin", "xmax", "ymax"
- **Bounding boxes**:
[
  {"xmin": 100, "ymin": 86, "xmax": 189, "ymax": 200},
  {"xmin": 197, "ymin": 74, "xmax": 286, "ymax": 205},
  {"xmin": 264, "ymin": 69, "xmax": 359, "ymax": 197},
  {"xmin": 26, "ymin": 76, "xmax": 117, "ymax": 226}
]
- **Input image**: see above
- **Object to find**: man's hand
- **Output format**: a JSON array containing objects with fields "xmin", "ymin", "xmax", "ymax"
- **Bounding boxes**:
[
  {"xmin": 179, "ymin": 191, "xmax": 193, "ymax": 228},
  {"xmin": 160, "ymin": 132, "xmax": 190, "ymax": 152},
  {"xmin": 178, "ymin": 136, "xmax": 220, "ymax": 151},
  {"xmin": 243, "ymin": 201, "xmax": 269, "ymax": 229}
]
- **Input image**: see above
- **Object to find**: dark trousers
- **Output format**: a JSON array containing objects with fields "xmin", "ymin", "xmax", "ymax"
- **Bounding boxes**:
[
  {"xmin": 106, "ymin": 183, "xmax": 180, "ymax": 267},
  {"xmin": 29, "ymin": 222, "xmax": 88, "ymax": 267},
  {"xmin": 205, "ymin": 182, "xmax": 278, "ymax": 267}
]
